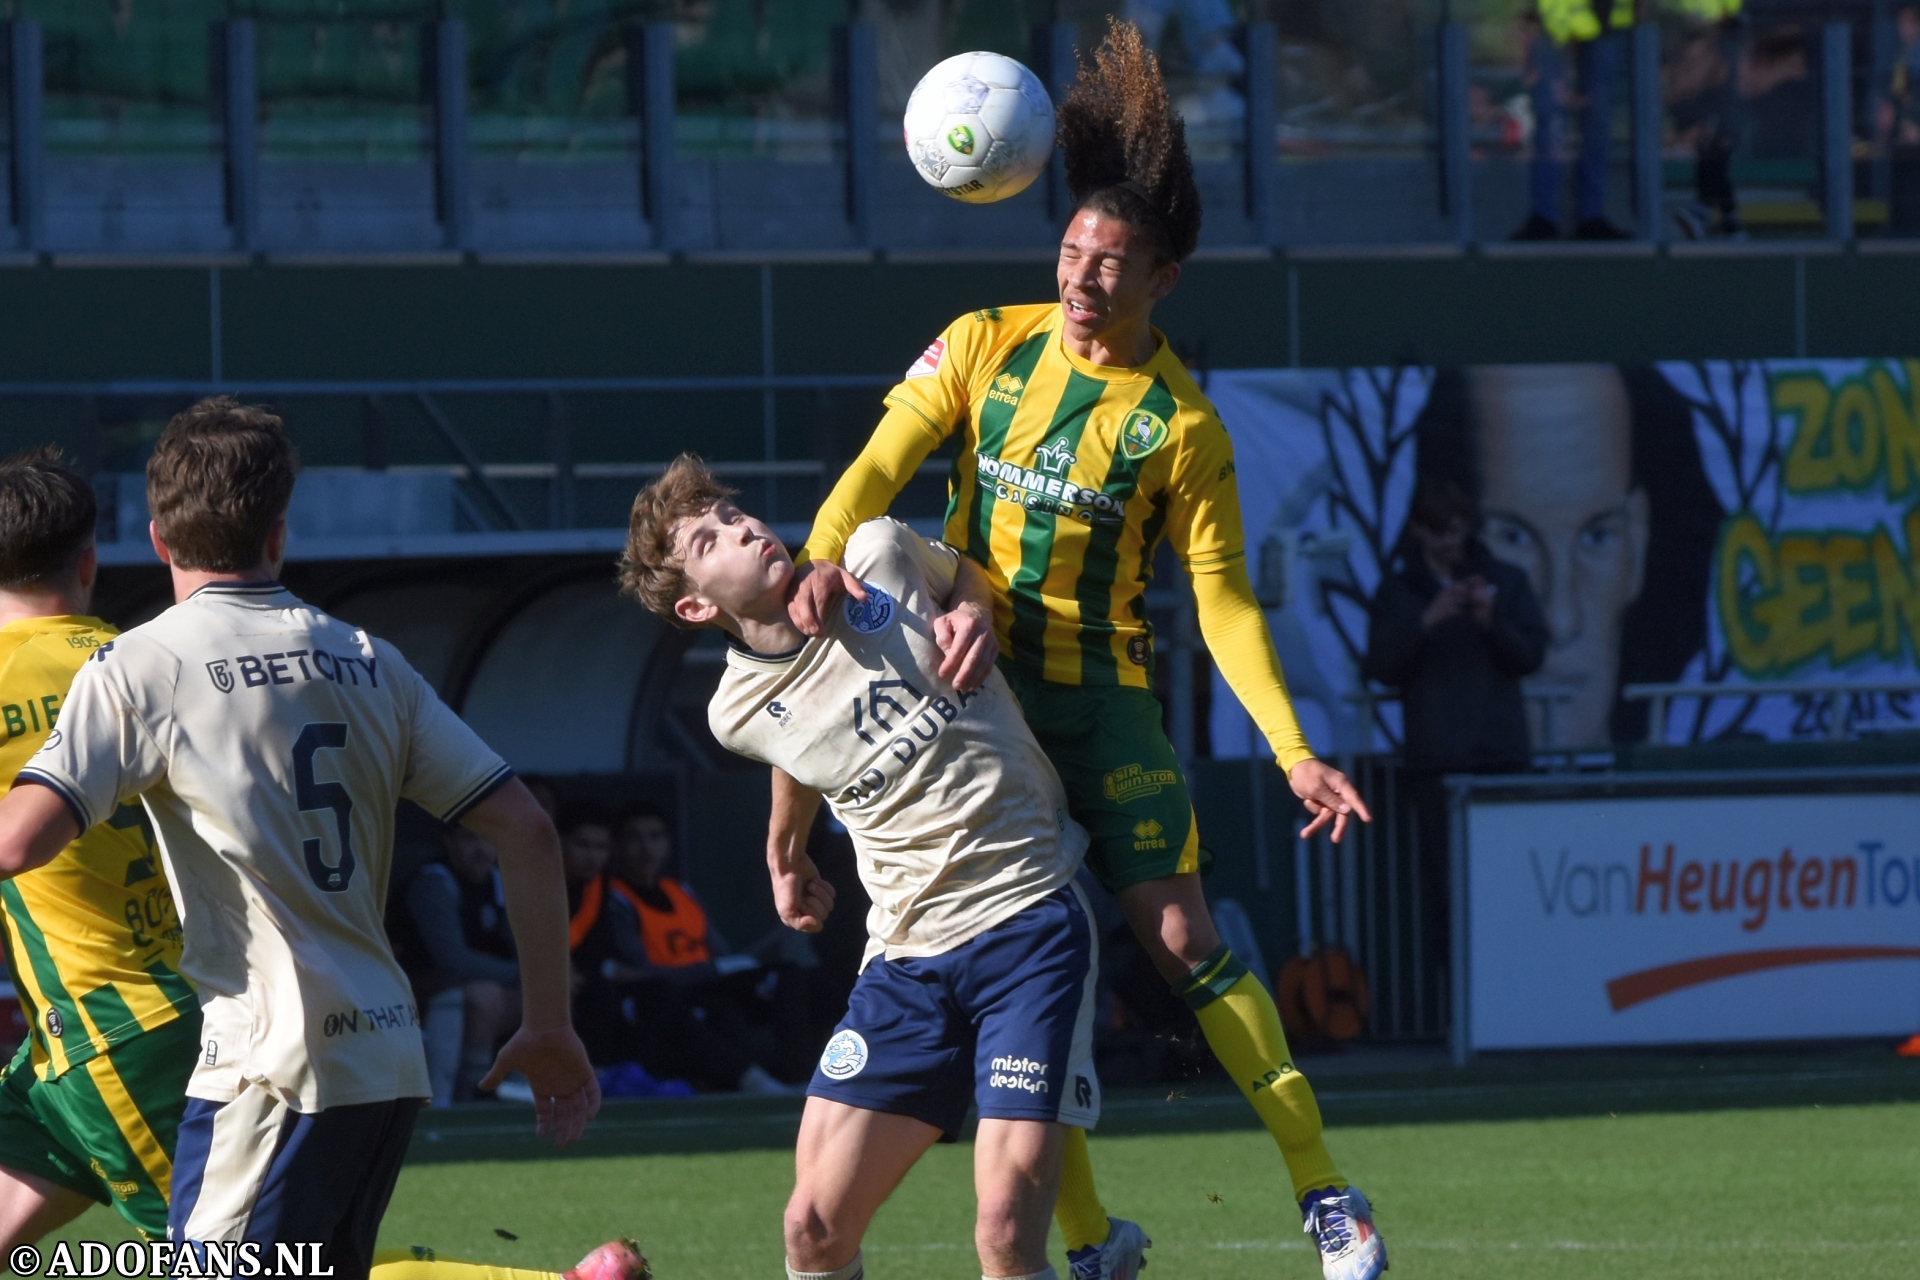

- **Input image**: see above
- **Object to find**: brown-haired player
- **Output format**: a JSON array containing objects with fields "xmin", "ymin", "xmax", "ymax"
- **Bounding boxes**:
[
  {"xmin": 0, "ymin": 399, "xmax": 604, "ymax": 1279},
  {"xmin": 623, "ymin": 456, "xmax": 1107, "ymax": 1280},
  {"xmin": 784, "ymin": 20, "xmax": 1386, "ymax": 1280}
]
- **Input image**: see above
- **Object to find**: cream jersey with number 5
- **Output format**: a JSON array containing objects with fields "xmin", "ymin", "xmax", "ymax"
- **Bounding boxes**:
[
  {"xmin": 710, "ymin": 519, "xmax": 1087, "ymax": 966},
  {"xmin": 20, "ymin": 583, "xmax": 512, "ymax": 1112}
]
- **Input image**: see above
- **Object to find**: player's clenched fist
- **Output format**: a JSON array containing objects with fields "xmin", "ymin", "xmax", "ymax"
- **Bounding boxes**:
[{"xmin": 772, "ymin": 850, "xmax": 837, "ymax": 933}]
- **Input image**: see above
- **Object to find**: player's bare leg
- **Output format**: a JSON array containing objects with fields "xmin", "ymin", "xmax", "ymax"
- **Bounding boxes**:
[
  {"xmin": 0, "ymin": 1166, "xmax": 92, "ymax": 1256},
  {"xmin": 973, "ymin": 1119, "xmax": 1065, "ymax": 1277},
  {"xmin": 786, "ymin": 1099, "xmax": 938, "ymax": 1276}
]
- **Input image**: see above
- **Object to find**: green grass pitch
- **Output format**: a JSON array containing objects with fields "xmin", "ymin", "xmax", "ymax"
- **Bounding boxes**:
[{"xmin": 42, "ymin": 1095, "xmax": 1920, "ymax": 1278}]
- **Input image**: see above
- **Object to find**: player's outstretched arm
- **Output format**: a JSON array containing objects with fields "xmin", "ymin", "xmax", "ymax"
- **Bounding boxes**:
[
  {"xmin": 932, "ymin": 555, "xmax": 999, "ymax": 693},
  {"xmin": 1190, "ymin": 564, "xmax": 1373, "ymax": 842},
  {"xmin": 768, "ymin": 768, "xmax": 835, "ymax": 933},
  {"xmin": 0, "ymin": 784, "xmax": 81, "ymax": 880},
  {"xmin": 461, "ymin": 779, "xmax": 601, "ymax": 1147}
]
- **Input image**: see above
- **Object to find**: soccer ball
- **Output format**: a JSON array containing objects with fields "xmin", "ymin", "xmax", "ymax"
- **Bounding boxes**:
[{"xmin": 903, "ymin": 52, "xmax": 1055, "ymax": 204}]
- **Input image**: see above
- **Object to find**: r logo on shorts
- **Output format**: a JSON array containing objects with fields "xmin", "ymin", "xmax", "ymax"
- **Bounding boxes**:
[{"xmin": 820, "ymin": 1030, "xmax": 869, "ymax": 1080}]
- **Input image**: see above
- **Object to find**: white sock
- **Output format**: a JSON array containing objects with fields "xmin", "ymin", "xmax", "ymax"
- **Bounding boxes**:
[
  {"xmin": 985, "ymin": 1269, "xmax": 1057, "ymax": 1280},
  {"xmin": 786, "ymin": 1252, "xmax": 863, "ymax": 1280}
]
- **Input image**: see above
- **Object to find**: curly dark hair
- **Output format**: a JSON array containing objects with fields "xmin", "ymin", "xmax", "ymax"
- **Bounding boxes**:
[{"xmin": 1056, "ymin": 17, "xmax": 1202, "ymax": 263}]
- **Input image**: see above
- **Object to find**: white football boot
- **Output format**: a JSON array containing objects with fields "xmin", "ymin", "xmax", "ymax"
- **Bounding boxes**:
[
  {"xmin": 1301, "ymin": 1186, "xmax": 1386, "ymax": 1280},
  {"xmin": 1065, "ymin": 1216, "xmax": 1151, "ymax": 1280}
]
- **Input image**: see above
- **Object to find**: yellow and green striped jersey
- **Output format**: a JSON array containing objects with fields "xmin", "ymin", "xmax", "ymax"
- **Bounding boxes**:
[
  {"xmin": 878, "ymin": 303, "xmax": 1245, "ymax": 688},
  {"xmin": 0, "ymin": 616, "xmax": 190, "ymax": 1081}
]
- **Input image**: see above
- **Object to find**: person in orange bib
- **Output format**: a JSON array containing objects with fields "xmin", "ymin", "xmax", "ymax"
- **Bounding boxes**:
[{"xmin": 564, "ymin": 803, "xmax": 805, "ymax": 1093}]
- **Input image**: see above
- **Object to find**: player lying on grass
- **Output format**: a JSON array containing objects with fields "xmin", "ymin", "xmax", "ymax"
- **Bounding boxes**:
[
  {"xmin": 782, "ymin": 19, "xmax": 1384, "ymax": 1280},
  {"xmin": 0, "ymin": 400, "xmax": 598, "ymax": 1280},
  {"xmin": 622, "ymin": 456, "xmax": 1134, "ymax": 1280}
]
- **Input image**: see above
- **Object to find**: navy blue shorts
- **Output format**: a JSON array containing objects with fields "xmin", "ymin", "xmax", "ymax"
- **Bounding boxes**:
[
  {"xmin": 169, "ymin": 1090, "xmax": 420, "ymax": 1280},
  {"xmin": 809, "ymin": 885, "xmax": 1101, "ymax": 1140}
]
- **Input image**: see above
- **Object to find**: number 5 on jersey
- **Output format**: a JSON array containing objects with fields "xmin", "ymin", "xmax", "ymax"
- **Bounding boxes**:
[{"xmin": 294, "ymin": 722, "xmax": 356, "ymax": 892}]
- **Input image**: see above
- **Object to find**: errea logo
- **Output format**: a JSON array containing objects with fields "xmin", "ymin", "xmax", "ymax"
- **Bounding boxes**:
[
  {"xmin": 987, "ymin": 373, "xmax": 1025, "ymax": 407},
  {"xmin": 1131, "ymin": 818, "xmax": 1168, "ymax": 851}
]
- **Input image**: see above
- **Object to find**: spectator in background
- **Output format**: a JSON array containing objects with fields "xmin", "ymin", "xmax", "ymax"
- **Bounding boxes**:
[
  {"xmin": 1514, "ymin": 0, "xmax": 1633, "ymax": 240},
  {"xmin": 1364, "ymin": 477, "xmax": 1547, "ymax": 977},
  {"xmin": 604, "ymin": 807, "xmax": 806, "ymax": 1093},
  {"xmin": 403, "ymin": 824, "xmax": 520, "ymax": 1104},
  {"xmin": 562, "ymin": 802, "xmax": 796, "ymax": 1093},
  {"xmin": 560, "ymin": 801, "xmax": 632, "ymax": 1066}
]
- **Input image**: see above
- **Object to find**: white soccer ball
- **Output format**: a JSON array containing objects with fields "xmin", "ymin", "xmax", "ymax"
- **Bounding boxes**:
[{"xmin": 903, "ymin": 51, "xmax": 1055, "ymax": 204}]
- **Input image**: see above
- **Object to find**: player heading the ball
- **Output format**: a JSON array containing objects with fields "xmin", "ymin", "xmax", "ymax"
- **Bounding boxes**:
[
  {"xmin": 0, "ymin": 399, "xmax": 597, "ymax": 1279},
  {"xmin": 621, "ymin": 457, "xmax": 1128, "ymax": 1280},
  {"xmin": 791, "ymin": 18, "xmax": 1384, "ymax": 1280}
]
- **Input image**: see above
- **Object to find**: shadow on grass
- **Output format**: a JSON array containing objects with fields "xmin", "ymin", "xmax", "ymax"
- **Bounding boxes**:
[{"xmin": 405, "ymin": 1047, "xmax": 1920, "ymax": 1165}]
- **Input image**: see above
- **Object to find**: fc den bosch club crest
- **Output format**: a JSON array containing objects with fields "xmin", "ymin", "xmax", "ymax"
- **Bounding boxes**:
[
  {"xmin": 1120, "ymin": 410, "xmax": 1169, "ymax": 461},
  {"xmin": 844, "ymin": 584, "xmax": 897, "ymax": 635},
  {"xmin": 206, "ymin": 659, "xmax": 235, "ymax": 694}
]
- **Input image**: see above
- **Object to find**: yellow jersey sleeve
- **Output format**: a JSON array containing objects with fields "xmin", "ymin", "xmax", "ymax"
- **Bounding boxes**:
[
  {"xmin": 801, "ymin": 405, "xmax": 947, "ymax": 566},
  {"xmin": 803, "ymin": 310, "xmax": 995, "ymax": 566},
  {"xmin": 1162, "ymin": 414, "xmax": 1246, "ymax": 572},
  {"xmin": 1164, "ymin": 416, "xmax": 1314, "ymax": 768},
  {"xmin": 1192, "ymin": 567, "xmax": 1315, "ymax": 771},
  {"xmin": 881, "ymin": 312, "xmax": 984, "ymax": 440}
]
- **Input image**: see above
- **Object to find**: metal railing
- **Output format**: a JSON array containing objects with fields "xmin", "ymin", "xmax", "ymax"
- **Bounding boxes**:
[
  {"xmin": 0, "ymin": 12, "xmax": 1888, "ymax": 256},
  {"xmin": 1283, "ymin": 754, "xmax": 1445, "ymax": 1042},
  {"xmin": 17, "ymin": 369, "xmax": 910, "ymax": 537}
]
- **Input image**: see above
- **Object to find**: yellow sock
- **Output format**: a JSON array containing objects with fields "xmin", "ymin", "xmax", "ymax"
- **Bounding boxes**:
[
  {"xmin": 372, "ymin": 1248, "xmax": 562, "ymax": 1280},
  {"xmin": 1053, "ymin": 1126, "xmax": 1112, "ymax": 1251},
  {"xmin": 1182, "ymin": 951, "xmax": 1346, "ymax": 1202}
]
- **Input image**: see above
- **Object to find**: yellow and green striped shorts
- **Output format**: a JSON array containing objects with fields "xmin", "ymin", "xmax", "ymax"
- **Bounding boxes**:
[
  {"xmin": 0, "ymin": 1009, "xmax": 199, "ymax": 1239},
  {"xmin": 1000, "ymin": 666, "xmax": 1212, "ymax": 892}
]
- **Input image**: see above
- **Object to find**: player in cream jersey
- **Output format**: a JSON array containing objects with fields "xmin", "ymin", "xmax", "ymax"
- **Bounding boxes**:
[
  {"xmin": 0, "ymin": 401, "xmax": 596, "ymax": 1278},
  {"xmin": 624, "ymin": 457, "xmax": 1106, "ymax": 1280},
  {"xmin": 709, "ymin": 519, "xmax": 1086, "ymax": 966},
  {"xmin": 22, "ymin": 581, "xmax": 498, "ymax": 1111}
]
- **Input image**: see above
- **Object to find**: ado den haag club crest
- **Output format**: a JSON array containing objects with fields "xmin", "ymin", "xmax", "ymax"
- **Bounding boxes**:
[
  {"xmin": 1120, "ymin": 410, "xmax": 1169, "ymax": 461},
  {"xmin": 844, "ymin": 583, "xmax": 896, "ymax": 635}
]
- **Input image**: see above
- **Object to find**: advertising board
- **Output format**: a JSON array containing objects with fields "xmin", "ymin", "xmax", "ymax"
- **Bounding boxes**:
[{"xmin": 1458, "ymin": 775, "xmax": 1920, "ymax": 1054}]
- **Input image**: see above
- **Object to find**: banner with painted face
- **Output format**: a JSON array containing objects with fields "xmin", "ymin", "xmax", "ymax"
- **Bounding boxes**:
[{"xmin": 1207, "ymin": 361, "xmax": 1920, "ymax": 756}]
